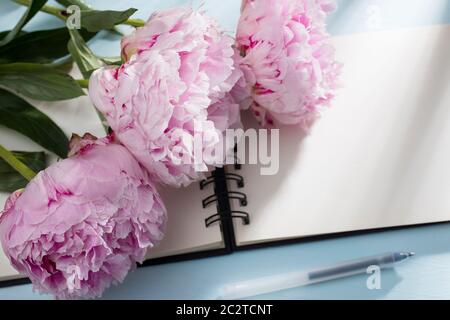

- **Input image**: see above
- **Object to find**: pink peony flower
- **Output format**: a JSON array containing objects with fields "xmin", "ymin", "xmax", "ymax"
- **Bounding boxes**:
[
  {"xmin": 0, "ymin": 134, "xmax": 166, "ymax": 299},
  {"xmin": 90, "ymin": 7, "xmax": 242, "ymax": 187},
  {"xmin": 236, "ymin": 0, "xmax": 341, "ymax": 127}
]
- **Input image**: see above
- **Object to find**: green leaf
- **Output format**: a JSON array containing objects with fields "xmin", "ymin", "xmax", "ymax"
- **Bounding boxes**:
[
  {"xmin": 0, "ymin": 88, "xmax": 69, "ymax": 158},
  {"xmin": 0, "ymin": 30, "xmax": 27, "ymax": 42},
  {"xmin": 47, "ymin": 56, "xmax": 74, "ymax": 73},
  {"xmin": 0, "ymin": 28, "xmax": 96, "ymax": 64},
  {"xmin": 0, "ymin": 0, "xmax": 48, "ymax": 47},
  {"xmin": 0, "ymin": 63, "xmax": 85, "ymax": 101},
  {"xmin": 80, "ymin": 8, "xmax": 137, "ymax": 32},
  {"xmin": 68, "ymin": 29, "xmax": 103, "ymax": 78},
  {"xmin": 0, "ymin": 151, "xmax": 46, "ymax": 192},
  {"xmin": 0, "ymin": 31, "xmax": 8, "ymax": 41}
]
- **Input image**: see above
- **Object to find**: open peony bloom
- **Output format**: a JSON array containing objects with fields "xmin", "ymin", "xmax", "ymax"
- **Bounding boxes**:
[
  {"xmin": 0, "ymin": 134, "xmax": 166, "ymax": 299},
  {"xmin": 90, "ymin": 7, "xmax": 242, "ymax": 187},
  {"xmin": 236, "ymin": 0, "xmax": 341, "ymax": 127}
]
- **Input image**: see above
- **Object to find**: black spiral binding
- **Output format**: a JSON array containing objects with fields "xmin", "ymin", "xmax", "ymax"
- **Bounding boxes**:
[
  {"xmin": 205, "ymin": 211, "xmax": 250, "ymax": 228},
  {"xmin": 202, "ymin": 191, "xmax": 247, "ymax": 208},
  {"xmin": 233, "ymin": 144, "xmax": 242, "ymax": 170},
  {"xmin": 199, "ymin": 149, "xmax": 250, "ymax": 250},
  {"xmin": 199, "ymin": 172, "xmax": 244, "ymax": 190}
]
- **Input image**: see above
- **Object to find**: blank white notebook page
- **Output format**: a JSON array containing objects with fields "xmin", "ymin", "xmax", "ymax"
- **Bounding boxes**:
[
  {"xmin": 145, "ymin": 184, "xmax": 224, "ymax": 260},
  {"xmin": 233, "ymin": 25, "xmax": 450, "ymax": 246}
]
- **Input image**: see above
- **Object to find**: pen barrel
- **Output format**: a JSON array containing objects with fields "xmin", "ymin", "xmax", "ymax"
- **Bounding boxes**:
[
  {"xmin": 216, "ymin": 271, "xmax": 310, "ymax": 300},
  {"xmin": 308, "ymin": 253, "xmax": 396, "ymax": 283},
  {"xmin": 216, "ymin": 252, "xmax": 407, "ymax": 300}
]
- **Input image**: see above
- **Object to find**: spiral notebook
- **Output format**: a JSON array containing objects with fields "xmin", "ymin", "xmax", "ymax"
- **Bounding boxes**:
[
  {"xmin": 143, "ymin": 24, "xmax": 450, "ymax": 263},
  {"xmin": 2, "ymin": 25, "xmax": 450, "ymax": 287}
]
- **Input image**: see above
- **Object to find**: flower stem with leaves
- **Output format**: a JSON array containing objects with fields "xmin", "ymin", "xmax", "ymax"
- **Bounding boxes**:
[
  {"xmin": 0, "ymin": 145, "xmax": 36, "ymax": 181},
  {"xmin": 13, "ymin": 0, "xmax": 145, "ymax": 28}
]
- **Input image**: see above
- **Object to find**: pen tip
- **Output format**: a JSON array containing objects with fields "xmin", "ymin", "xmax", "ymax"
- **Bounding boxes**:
[{"xmin": 407, "ymin": 252, "xmax": 415, "ymax": 257}]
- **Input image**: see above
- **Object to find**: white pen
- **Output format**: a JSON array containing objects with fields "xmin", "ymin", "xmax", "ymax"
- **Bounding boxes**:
[{"xmin": 216, "ymin": 251, "xmax": 415, "ymax": 300}]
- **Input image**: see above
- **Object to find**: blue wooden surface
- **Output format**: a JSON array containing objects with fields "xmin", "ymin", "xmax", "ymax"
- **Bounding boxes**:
[{"xmin": 1, "ymin": 0, "xmax": 450, "ymax": 299}]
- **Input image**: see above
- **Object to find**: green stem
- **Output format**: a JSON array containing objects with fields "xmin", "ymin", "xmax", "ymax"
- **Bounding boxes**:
[
  {"xmin": 122, "ymin": 18, "xmax": 145, "ymax": 28},
  {"xmin": 76, "ymin": 79, "xmax": 89, "ymax": 88},
  {"xmin": 13, "ymin": 0, "xmax": 144, "ymax": 27},
  {"xmin": 14, "ymin": 0, "xmax": 67, "ymax": 20},
  {"xmin": 63, "ymin": 0, "xmax": 91, "ymax": 10},
  {"xmin": 0, "ymin": 145, "xmax": 36, "ymax": 181}
]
